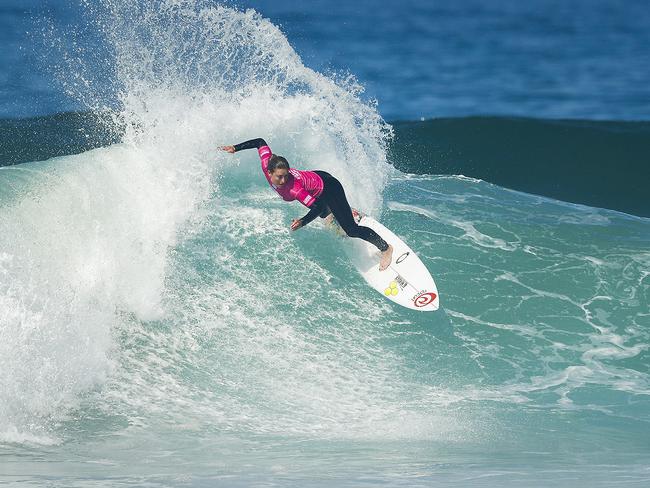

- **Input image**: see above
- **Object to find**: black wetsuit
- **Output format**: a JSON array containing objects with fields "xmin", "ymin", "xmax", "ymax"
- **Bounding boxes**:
[{"xmin": 301, "ymin": 171, "xmax": 389, "ymax": 252}]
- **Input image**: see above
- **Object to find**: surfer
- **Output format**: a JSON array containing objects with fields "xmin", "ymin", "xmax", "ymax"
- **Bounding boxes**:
[{"xmin": 220, "ymin": 138, "xmax": 393, "ymax": 270}]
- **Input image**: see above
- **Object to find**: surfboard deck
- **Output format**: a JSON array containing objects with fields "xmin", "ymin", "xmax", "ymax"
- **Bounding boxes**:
[{"xmin": 328, "ymin": 211, "xmax": 440, "ymax": 311}]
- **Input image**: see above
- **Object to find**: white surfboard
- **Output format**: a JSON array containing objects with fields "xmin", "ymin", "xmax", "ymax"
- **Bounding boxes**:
[{"xmin": 332, "ymin": 212, "xmax": 440, "ymax": 311}]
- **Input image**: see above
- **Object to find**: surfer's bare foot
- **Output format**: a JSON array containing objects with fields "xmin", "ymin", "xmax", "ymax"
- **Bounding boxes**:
[{"xmin": 379, "ymin": 245, "xmax": 393, "ymax": 271}]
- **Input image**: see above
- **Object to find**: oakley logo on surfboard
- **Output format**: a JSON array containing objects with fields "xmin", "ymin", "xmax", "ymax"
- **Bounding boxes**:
[{"xmin": 396, "ymin": 252, "xmax": 410, "ymax": 264}]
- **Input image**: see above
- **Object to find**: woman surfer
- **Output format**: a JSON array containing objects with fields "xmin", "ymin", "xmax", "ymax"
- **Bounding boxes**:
[{"xmin": 220, "ymin": 138, "xmax": 393, "ymax": 270}]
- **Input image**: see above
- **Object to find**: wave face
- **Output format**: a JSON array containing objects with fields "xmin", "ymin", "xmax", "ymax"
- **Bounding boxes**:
[
  {"xmin": 1, "ymin": 2, "xmax": 649, "ymax": 486},
  {"xmin": 390, "ymin": 117, "xmax": 650, "ymax": 218},
  {"xmin": 0, "ymin": 0, "xmax": 390, "ymax": 444}
]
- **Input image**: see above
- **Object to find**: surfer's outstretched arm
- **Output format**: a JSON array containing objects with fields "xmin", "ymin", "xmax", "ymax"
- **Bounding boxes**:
[
  {"xmin": 233, "ymin": 138, "xmax": 267, "ymax": 152},
  {"xmin": 221, "ymin": 138, "xmax": 273, "ymax": 173},
  {"xmin": 220, "ymin": 138, "xmax": 267, "ymax": 153},
  {"xmin": 293, "ymin": 199, "xmax": 327, "ymax": 230}
]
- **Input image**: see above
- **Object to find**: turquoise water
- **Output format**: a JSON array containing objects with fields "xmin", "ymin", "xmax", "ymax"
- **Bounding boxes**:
[
  {"xmin": 2, "ymin": 160, "xmax": 649, "ymax": 485},
  {"xmin": 1, "ymin": 1, "xmax": 649, "ymax": 486}
]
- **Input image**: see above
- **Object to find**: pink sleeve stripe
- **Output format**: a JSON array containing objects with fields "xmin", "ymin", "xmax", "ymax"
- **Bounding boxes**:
[{"xmin": 259, "ymin": 146, "xmax": 272, "ymax": 171}]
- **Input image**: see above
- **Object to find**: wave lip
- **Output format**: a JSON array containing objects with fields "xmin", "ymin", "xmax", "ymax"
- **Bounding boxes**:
[
  {"xmin": 5, "ymin": 114, "xmax": 649, "ymax": 219},
  {"xmin": 0, "ymin": 0, "xmax": 395, "ymax": 446}
]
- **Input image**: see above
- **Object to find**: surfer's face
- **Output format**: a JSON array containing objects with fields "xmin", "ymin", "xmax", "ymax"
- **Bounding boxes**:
[{"xmin": 270, "ymin": 168, "xmax": 289, "ymax": 187}]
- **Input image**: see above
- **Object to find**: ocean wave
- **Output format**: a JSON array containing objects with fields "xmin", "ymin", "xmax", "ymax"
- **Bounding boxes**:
[{"xmin": 389, "ymin": 116, "xmax": 650, "ymax": 217}]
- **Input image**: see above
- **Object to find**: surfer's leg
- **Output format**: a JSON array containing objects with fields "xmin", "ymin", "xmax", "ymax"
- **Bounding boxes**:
[
  {"xmin": 319, "ymin": 205, "xmax": 332, "ymax": 219},
  {"xmin": 324, "ymin": 177, "xmax": 390, "ymax": 253}
]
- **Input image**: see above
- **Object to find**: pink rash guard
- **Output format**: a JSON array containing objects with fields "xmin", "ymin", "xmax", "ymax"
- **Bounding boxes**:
[{"xmin": 258, "ymin": 145, "xmax": 324, "ymax": 207}]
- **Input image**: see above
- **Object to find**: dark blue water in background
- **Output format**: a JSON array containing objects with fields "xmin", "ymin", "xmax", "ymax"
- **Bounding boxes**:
[{"xmin": 2, "ymin": 0, "xmax": 650, "ymax": 121}]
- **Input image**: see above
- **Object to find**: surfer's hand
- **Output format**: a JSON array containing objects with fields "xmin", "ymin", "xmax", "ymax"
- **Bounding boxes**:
[
  {"xmin": 290, "ymin": 219, "xmax": 303, "ymax": 231},
  {"xmin": 219, "ymin": 145, "xmax": 236, "ymax": 153}
]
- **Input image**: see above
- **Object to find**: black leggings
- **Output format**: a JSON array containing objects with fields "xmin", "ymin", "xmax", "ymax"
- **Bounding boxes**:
[{"xmin": 309, "ymin": 171, "xmax": 389, "ymax": 252}]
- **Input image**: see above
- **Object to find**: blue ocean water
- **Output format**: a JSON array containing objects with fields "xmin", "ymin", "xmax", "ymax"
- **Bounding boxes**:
[
  {"xmin": 2, "ymin": 0, "xmax": 650, "ymax": 120},
  {"xmin": 1, "ymin": 1, "xmax": 649, "ymax": 487}
]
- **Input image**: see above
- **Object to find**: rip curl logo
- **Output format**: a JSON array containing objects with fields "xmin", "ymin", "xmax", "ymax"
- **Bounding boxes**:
[
  {"xmin": 384, "ymin": 281, "xmax": 399, "ymax": 297},
  {"xmin": 413, "ymin": 291, "xmax": 437, "ymax": 307}
]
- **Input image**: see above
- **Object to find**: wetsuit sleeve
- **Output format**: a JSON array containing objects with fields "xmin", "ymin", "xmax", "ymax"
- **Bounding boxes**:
[
  {"xmin": 233, "ymin": 138, "xmax": 267, "ymax": 151},
  {"xmin": 300, "ymin": 198, "xmax": 326, "ymax": 227},
  {"xmin": 233, "ymin": 138, "xmax": 271, "ymax": 171}
]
